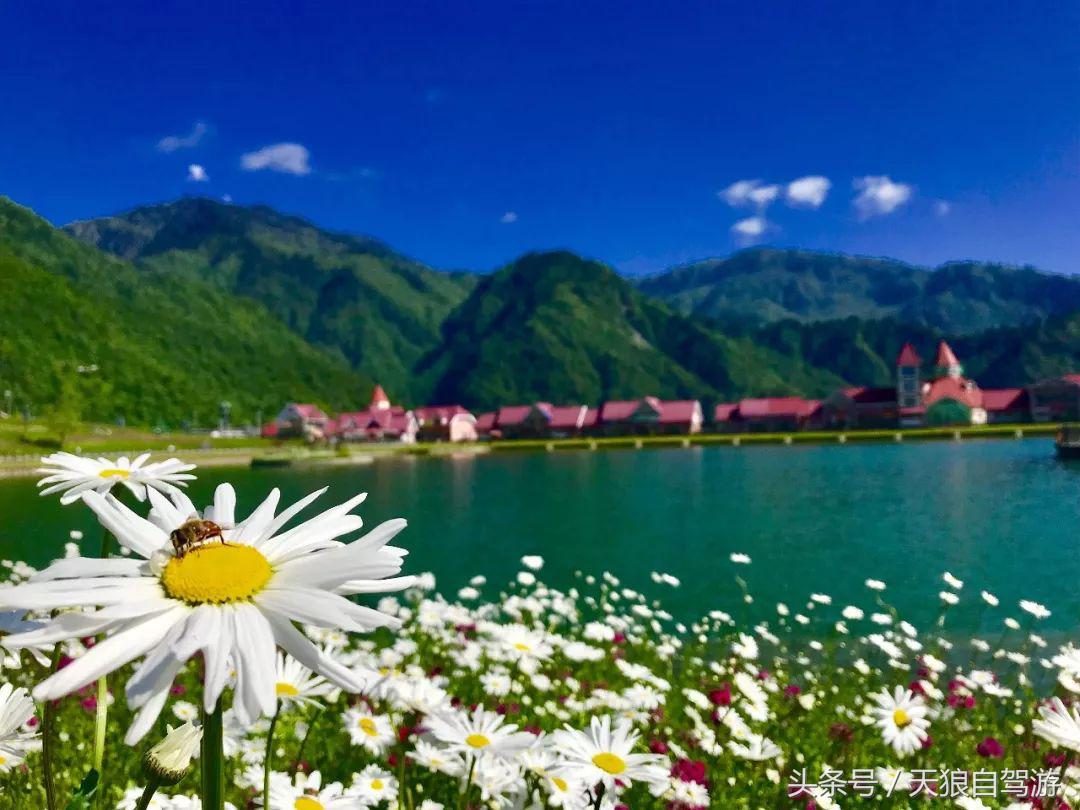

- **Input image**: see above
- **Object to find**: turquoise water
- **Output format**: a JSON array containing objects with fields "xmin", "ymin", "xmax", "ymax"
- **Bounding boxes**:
[{"xmin": 2, "ymin": 440, "xmax": 1078, "ymax": 631}]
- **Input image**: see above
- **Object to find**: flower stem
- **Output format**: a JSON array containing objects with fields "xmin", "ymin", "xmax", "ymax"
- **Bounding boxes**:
[
  {"xmin": 457, "ymin": 756, "xmax": 476, "ymax": 810},
  {"xmin": 200, "ymin": 698, "xmax": 225, "ymax": 810},
  {"xmin": 41, "ymin": 641, "xmax": 64, "ymax": 810},
  {"xmin": 92, "ymin": 527, "xmax": 115, "ymax": 803},
  {"xmin": 263, "ymin": 703, "xmax": 281, "ymax": 810},
  {"xmin": 290, "ymin": 704, "xmax": 324, "ymax": 776},
  {"xmin": 134, "ymin": 778, "xmax": 162, "ymax": 810}
]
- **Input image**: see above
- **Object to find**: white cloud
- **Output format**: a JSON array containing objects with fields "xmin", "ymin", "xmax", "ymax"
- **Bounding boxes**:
[
  {"xmin": 719, "ymin": 179, "xmax": 774, "ymax": 209},
  {"xmin": 500, "ymin": 211, "xmax": 518, "ymax": 224},
  {"xmin": 158, "ymin": 122, "xmax": 208, "ymax": 153},
  {"xmin": 852, "ymin": 175, "xmax": 913, "ymax": 219},
  {"xmin": 187, "ymin": 164, "xmax": 209, "ymax": 182},
  {"xmin": 747, "ymin": 184, "xmax": 779, "ymax": 207},
  {"xmin": 240, "ymin": 142, "xmax": 312, "ymax": 176},
  {"xmin": 731, "ymin": 216, "xmax": 768, "ymax": 242},
  {"xmin": 934, "ymin": 200, "xmax": 951, "ymax": 217},
  {"xmin": 786, "ymin": 175, "xmax": 831, "ymax": 208}
]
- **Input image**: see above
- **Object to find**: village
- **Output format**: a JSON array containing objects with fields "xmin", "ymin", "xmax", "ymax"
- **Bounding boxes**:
[{"xmin": 263, "ymin": 340, "xmax": 1080, "ymax": 444}]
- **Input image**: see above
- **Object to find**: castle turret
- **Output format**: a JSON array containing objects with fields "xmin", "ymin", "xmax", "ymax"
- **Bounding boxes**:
[
  {"xmin": 896, "ymin": 342, "xmax": 921, "ymax": 410},
  {"xmin": 370, "ymin": 384, "xmax": 391, "ymax": 411},
  {"xmin": 934, "ymin": 341, "xmax": 963, "ymax": 379}
]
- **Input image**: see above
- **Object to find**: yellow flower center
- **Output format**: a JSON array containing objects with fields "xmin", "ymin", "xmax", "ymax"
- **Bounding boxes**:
[
  {"xmin": 276, "ymin": 683, "xmax": 299, "ymax": 698},
  {"xmin": 893, "ymin": 708, "xmax": 911, "ymax": 728},
  {"xmin": 161, "ymin": 544, "xmax": 272, "ymax": 604},
  {"xmin": 371, "ymin": 778, "xmax": 384, "ymax": 790},
  {"xmin": 592, "ymin": 752, "xmax": 626, "ymax": 775},
  {"xmin": 98, "ymin": 468, "xmax": 130, "ymax": 479},
  {"xmin": 294, "ymin": 799, "xmax": 324, "ymax": 810},
  {"xmin": 514, "ymin": 643, "xmax": 531, "ymax": 651},
  {"xmin": 552, "ymin": 776, "xmax": 568, "ymax": 791},
  {"xmin": 465, "ymin": 733, "xmax": 491, "ymax": 749},
  {"xmin": 359, "ymin": 717, "xmax": 379, "ymax": 736}
]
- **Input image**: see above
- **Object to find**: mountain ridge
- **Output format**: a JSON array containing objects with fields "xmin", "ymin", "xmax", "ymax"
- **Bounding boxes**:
[{"xmin": 0, "ymin": 194, "xmax": 1068, "ymax": 422}]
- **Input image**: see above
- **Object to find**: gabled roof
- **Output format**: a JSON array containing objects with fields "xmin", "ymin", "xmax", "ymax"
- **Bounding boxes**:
[
  {"xmin": 496, "ymin": 405, "xmax": 535, "ymax": 426},
  {"xmin": 840, "ymin": 386, "xmax": 897, "ymax": 405},
  {"xmin": 923, "ymin": 376, "xmax": 982, "ymax": 409},
  {"xmin": 738, "ymin": 397, "xmax": 816, "ymax": 419},
  {"xmin": 981, "ymin": 388, "xmax": 1029, "ymax": 411},
  {"xmin": 658, "ymin": 400, "xmax": 701, "ymax": 424},
  {"xmin": 336, "ymin": 407, "xmax": 414, "ymax": 434},
  {"xmin": 599, "ymin": 400, "xmax": 643, "ymax": 422},
  {"xmin": 714, "ymin": 403, "xmax": 738, "ymax": 421},
  {"xmin": 548, "ymin": 405, "xmax": 587, "ymax": 430},
  {"xmin": 935, "ymin": 340, "xmax": 961, "ymax": 369},
  {"xmin": 582, "ymin": 408, "xmax": 599, "ymax": 427},
  {"xmin": 475, "ymin": 412, "xmax": 496, "ymax": 432},
  {"xmin": 290, "ymin": 403, "xmax": 328, "ymax": 420},
  {"xmin": 414, "ymin": 405, "xmax": 473, "ymax": 424},
  {"xmin": 896, "ymin": 342, "xmax": 921, "ymax": 367}
]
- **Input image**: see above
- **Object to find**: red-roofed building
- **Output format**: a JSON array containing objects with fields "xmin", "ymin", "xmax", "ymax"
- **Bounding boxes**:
[
  {"xmin": 716, "ymin": 397, "xmax": 822, "ymax": 432},
  {"xmin": 414, "ymin": 405, "xmax": 478, "ymax": 442},
  {"xmin": 474, "ymin": 411, "xmax": 497, "ymax": 437},
  {"xmin": 333, "ymin": 385, "xmax": 417, "ymax": 443},
  {"xmin": 600, "ymin": 397, "xmax": 702, "ymax": 435},
  {"xmin": 1028, "ymin": 375, "xmax": 1080, "ymax": 422},
  {"xmin": 335, "ymin": 407, "xmax": 417, "ymax": 443},
  {"xmin": 920, "ymin": 343, "xmax": 987, "ymax": 425},
  {"xmin": 981, "ymin": 388, "xmax": 1030, "ymax": 424},
  {"xmin": 274, "ymin": 402, "xmax": 330, "ymax": 440},
  {"xmin": 823, "ymin": 387, "xmax": 898, "ymax": 429},
  {"xmin": 493, "ymin": 402, "xmax": 593, "ymax": 438}
]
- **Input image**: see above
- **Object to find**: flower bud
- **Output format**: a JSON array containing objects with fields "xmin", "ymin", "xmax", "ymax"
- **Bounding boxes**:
[{"xmin": 142, "ymin": 721, "xmax": 201, "ymax": 785}]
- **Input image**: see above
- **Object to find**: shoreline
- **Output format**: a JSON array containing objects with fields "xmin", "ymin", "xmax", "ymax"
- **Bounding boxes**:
[{"xmin": 0, "ymin": 422, "xmax": 1062, "ymax": 478}]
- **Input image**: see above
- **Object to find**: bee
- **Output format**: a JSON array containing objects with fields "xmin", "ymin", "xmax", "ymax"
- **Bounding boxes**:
[{"xmin": 170, "ymin": 519, "xmax": 227, "ymax": 559}]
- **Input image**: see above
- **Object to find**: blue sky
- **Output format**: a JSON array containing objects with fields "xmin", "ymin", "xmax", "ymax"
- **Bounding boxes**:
[{"xmin": 1, "ymin": 1, "xmax": 1077, "ymax": 275}]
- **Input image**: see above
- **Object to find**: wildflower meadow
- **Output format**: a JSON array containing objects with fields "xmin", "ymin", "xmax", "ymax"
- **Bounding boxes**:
[{"xmin": 0, "ymin": 452, "xmax": 1076, "ymax": 809}]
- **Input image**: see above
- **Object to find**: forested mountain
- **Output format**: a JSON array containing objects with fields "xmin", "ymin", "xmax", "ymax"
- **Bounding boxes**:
[
  {"xmin": 639, "ymin": 248, "xmax": 1080, "ymax": 334},
  {"xmin": 0, "ymin": 197, "xmax": 371, "ymax": 425},
  {"xmin": 0, "ymin": 194, "xmax": 1071, "ymax": 423},
  {"xmin": 66, "ymin": 198, "xmax": 476, "ymax": 400},
  {"xmin": 415, "ymin": 251, "xmax": 847, "ymax": 405}
]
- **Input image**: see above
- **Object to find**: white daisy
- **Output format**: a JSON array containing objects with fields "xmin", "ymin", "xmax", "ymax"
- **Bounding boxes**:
[
  {"xmin": 1020, "ymin": 600, "xmax": 1051, "ymax": 620},
  {"xmin": 0, "ymin": 483, "xmax": 414, "ymax": 743},
  {"xmin": 728, "ymin": 734, "xmax": 782, "ymax": 761},
  {"xmin": 0, "ymin": 682, "xmax": 37, "ymax": 771},
  {"xmin": 1033, "ymin": 697, "xmax": 1080, "ymax": 752},
  {"xmin": 36, "ymin": 452, "xmax": 196, "ymax": 505},
  {"xmin": 274, "ymin": 652, "xmax": 336, "ymax": 708},
  {"xmin": 869, "ymin": 686, "xmax": 930, "ymax": 757},
  {"xmin": 349, "ymin": 764, "xmax": 398, "ymax": 804},
  {"xmin": 424, "ymin": 707, "xmax": 535, "ymax": 761},
  {"xmin": 263, "ymin": 769, "xmax": 364, "ymax": 809},
  {"xmin": 342, "ymin": 706, "xmax": 395, "ymax": 754},
  {"xmin": 408, "ymin": 738, "xmax": 465, "ymax": 776},
  {"xmin": 549, "ymin": 715, "xmax": 669, "ymax": 795}
]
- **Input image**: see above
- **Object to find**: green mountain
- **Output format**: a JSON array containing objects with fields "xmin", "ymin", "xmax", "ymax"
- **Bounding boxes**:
[
  {"xmin": 736, "ymin": 312, "xmax": 1080, "ymax": 390},
  {"xmin": 65, "ymin": 198, "xmax": 477, "ymax": 400},
  {"xmin": 416, "ymin": 251, "xmax": 846, "ymax": 406},
  {"xmin": 0, "ymin": 197, "xmax": 371, "ymax": 426},
  {"xmin": 639, "ymin": 248, "xmax": 1080, "ymax": 334}
]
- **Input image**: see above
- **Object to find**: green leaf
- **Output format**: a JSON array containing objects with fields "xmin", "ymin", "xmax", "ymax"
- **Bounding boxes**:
[{"xmin": 62, "ymin": 768, "xmax": 99, "ymax": 810}]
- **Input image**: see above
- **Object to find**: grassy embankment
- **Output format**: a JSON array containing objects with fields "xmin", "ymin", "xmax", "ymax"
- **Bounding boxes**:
[{"xmin": 0, "ymin": 417, "xmax": 1061, "ymax": 477}]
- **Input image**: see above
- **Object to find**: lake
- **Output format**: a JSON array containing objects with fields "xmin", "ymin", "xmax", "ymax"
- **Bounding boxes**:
[{"xmin": 2, "ymin": 439, "xmax": 1078, "ymax": 632}]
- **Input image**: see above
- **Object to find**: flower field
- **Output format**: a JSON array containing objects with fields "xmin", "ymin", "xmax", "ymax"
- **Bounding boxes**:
[{"xmin": 0, "ymin": 454, "xmax": 1076, "ymax": 809}]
